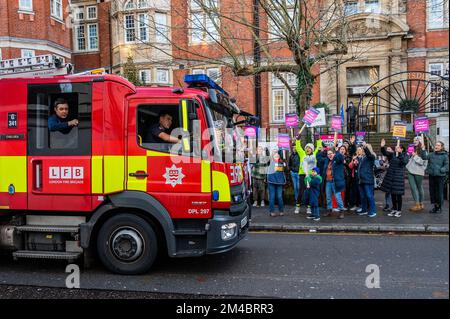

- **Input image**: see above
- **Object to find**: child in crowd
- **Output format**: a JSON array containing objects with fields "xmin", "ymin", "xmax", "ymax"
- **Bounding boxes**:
[{"xmin": 306, "ymin": 167, "xmax": 323, "ymax": 222}]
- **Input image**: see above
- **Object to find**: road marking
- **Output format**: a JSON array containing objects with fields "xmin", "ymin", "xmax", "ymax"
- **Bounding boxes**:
[{"xmin": 249, "ymin": 231, "xmax": 448, "ymax": 237}]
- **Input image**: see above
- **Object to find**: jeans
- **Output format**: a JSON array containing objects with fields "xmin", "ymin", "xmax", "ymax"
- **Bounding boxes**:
[
  {"xmin": 385, "ymin": 192, "xmax": 392, "ymax": 208},
  {"xmin": 311, "ymin": 206, "xmax": 320, "ymax": 218},
  {"xmin": 290, "ymin": 171, "xmax": 300, "ymax": 203},
  {"xmin": 429, "ymin": 176, "xmax": 445, "ymax": 207},
  {"xmin": 252, "ymin": 178, "xmax": 266, "ymax": 202},
  {"xmin": 359, "ymin": 183, "xmax": 376, "ymax": 215},
  {"xmin": 408, "ymin": 173, "xmax": 424, "ymax": 203},
  {"xmin": 268, "ymin": 183, "xmax": 284, "ymax": 213},
  {"xmin": 325, "ymin": 181, "xmax": 344, "ymax": 210},
  {"xmin": 298, "ymin": 174, "xmax": 306, "ymax": 206}
]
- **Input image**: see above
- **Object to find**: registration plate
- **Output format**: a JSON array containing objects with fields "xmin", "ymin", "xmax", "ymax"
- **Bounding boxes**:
[{"xmin": 241, "ymin": 216, "xmax": 248, "ymax": 228}]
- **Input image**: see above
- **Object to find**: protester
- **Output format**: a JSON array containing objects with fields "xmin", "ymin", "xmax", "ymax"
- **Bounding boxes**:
[
  {"xmin": 321, "ymin": 148, "xmax": 346, "ymax": 219},
  {"xmin": 355, "ymin": 142, "xmax": 377, "ymax": 217},
  {"xmin": 251, "ymin": 146, "xmax": 269, "ymax": 207},
  {"xmin": 346, "ymin": 145, "xmax": 360, "ymax": 211},
  {"xmin": 316, "ymin": 142, "xmax": 328, "ymax": 208},
  {"xmin": 288, "ymin": 143, "xmax": 301, "ymax": 213},
  {"xmin": 380, "ymin": 139, "xmax": 408, "ymax": 218},
  {"xmin": 267, "ymin": 150, "xmax": 287, "ymax": 217},
  {"xmin": 406, "ymin": 136, "xmax": 428, "ymax": 212},
  {"xmin": 420, "ymin": 141, "xmax": 449, "ymax": 214},
  {"xmin": 305, "ymin": 167, "xmax": 322, "ymax": 222}
]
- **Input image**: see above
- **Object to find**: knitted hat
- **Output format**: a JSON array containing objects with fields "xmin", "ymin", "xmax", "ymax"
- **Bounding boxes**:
[
  {"xmin": 305, "ymin": 143, "xmax": 315, "ymax": 152},
  {"xmin": 311, "ymin": 167, "xmax": 320, "ymax": 174}
]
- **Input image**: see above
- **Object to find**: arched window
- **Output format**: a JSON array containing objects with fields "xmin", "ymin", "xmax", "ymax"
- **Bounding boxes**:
[{"xmin": 124, "ymin": 0, "xmax": 135, "ymax": 10}]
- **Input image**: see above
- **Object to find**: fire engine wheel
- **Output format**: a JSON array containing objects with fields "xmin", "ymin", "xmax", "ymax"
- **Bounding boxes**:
[{"xmin": 97, "ymin": 214, "xmax": 158, "ymax": 275}]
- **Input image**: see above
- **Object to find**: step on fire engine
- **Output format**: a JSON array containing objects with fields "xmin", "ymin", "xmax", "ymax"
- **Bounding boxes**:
[{"xmin": 0, "ymin": 69, "xmax": 256, "ymax": 274}]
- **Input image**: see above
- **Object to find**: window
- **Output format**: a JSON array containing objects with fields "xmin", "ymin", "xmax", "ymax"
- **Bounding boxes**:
[
  {"xmin": 27, "ymin": 83, "xmax": 92, "ymax": 156},
  {"xmin": 51, "ymin": 0, "xmax": 63, "ymax": 20},
  {"xmin": 271, "ymin": 73, "xmax": 297, "ymax": 123},
  {"xmin": 192, "ymin": 67, "xmax": 221, "ymax": 81},
  {"xmin": 155, "ymin": 12, "xmax": 168, "ymax": 43},
  {"xmin": 21, "ymin": 49, "xmax": 35, "ymax": 58},
  {"xmin": 428, "ymin": 0, "xmax": 449, "ymax": 29},
  {"xmin": 344, "ymin": 1, "xmax": 359, "ymax": 16},
  {"xmin": 139, "ymin": 69, "xmax": 151, "ymax": 84},
  {"xmin": 88, "ymin": 24, "xmax": 98, "ymax": 50},
  {"xmin": 190, "ymin": 0, "xmax": 220, "ymax": 44},
  {"xmin": 75, "ymin": 25, "xmax": 86, "ymax": 51},
  {"xmin": 429, "ymin": 63, "xmax": 448, "ymax": 112},
  {"xmin": 87, "ymin": 6, "xmax": 97, "ymax": 20},
  {"xmin": 19, "ymin": 0, "xmax": 33, "ymax": 11},
  {"xmin": 73, "ymin": 6, "xmax": 84, "ymax": 21},
  {"xmin": 138, "ymin": 0, "xmax": 149, "ymax": 8},
  {"xmin": 124, "ymin": 0, "xmax": 135, "ymax": 10},
  {"xmin": 268, "ymin": 9, "xmax": 295, "ymax": 39},
  {"xmin": 430, "ymin": 63, "xmax": 444, "ymax": 77},
  {"xmin": 138, "ymin": 13, "xmax": 149, "ymax": 42},
  {"xmin": 157, "ymin": 69, "xmax": 169, "ymax": 84},
  {"xmin": 125, "ymin": 14, "xmax": 136, "ymax": 42},
  {"xmin": 364, "ymin": 0, "xmax": 380, "ymax": 13}
]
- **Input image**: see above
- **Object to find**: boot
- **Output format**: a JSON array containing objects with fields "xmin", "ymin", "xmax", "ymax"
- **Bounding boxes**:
[
  {"xmin": 435, "ymin": 204, "xmax": 442, "ymax": 214},
  {"xmin": 419, "ymin": 203, "xmax": 424, "ymax": 210},
  {"xmin": 410, "ymin": 203, "xmax": 421, "ymax": 212},
  {"xmin": 429, "ymin": 204, "xmax": 438, "ymax": 214}
]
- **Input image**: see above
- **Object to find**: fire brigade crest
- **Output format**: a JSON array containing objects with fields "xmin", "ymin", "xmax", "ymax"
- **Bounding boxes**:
[{"xmin": 163, "ymin": 164, "xmax": 185, "ymax": 188}]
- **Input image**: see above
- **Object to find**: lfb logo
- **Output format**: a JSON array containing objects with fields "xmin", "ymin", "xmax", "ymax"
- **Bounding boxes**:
[{"xmin": 49, "ymin": 167, "xmax": 84, "ymax": 179}]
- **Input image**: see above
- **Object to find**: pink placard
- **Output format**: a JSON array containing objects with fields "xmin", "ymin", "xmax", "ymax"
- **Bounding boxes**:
[
  {"xmin": 285, "ymin": 113, "xmax": 299, "ymax": 128},
  {"xmin": 278, "ymin": 134, "xmax": 290, "ymax": 149},
  {"xmin": 408, "ymin": 144, "xmax": 415, "ymax": 155},
  {"xmin": 301, "ymin": 107, "xmax": 320, "ymax": 126},
  {"xmin": 331, "ymin": 116, "xmax": 342, "ymax": 131},
  {"xmin": 414, "ymin": 116, "xmax": 429, "ymax": 133},
  {"xmin": 244, "ymin": 126, "xmax": 257, "ymax": 138}
]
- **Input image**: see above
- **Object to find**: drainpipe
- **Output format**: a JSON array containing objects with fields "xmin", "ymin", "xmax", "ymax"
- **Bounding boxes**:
[{"xmin": 253, "ymin": 0, "xmax": 261, "ymax": 122}]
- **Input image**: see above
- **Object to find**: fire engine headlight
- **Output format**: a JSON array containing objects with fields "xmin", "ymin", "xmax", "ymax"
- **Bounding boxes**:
[{"xmin": 221, "ymin": 223, "xmax": 237, "ymax": 241}]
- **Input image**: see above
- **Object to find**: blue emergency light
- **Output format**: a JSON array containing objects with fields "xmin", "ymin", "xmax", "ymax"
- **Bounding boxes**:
[{"xmin": 184, "ymin": 74, "xmax": 229, "ymax": 96}]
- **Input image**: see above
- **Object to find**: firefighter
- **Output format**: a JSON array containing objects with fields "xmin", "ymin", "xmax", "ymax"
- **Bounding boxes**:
[
  {"xmin": 48, "ymin": 98, "xmax": 79, "ymax": 134},
  {"xmin": 145, "ymin": 111, "xmax": 181, "ymax": 144}
]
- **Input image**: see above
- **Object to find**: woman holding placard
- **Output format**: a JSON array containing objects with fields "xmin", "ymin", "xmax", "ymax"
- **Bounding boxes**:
[
  {"xmin": 267, "ymin": 150, "xmax": 287, "ymax": 217},
  {"xmin": 406, "ymin": 137, "xmax": 427, "ymax": 212}
]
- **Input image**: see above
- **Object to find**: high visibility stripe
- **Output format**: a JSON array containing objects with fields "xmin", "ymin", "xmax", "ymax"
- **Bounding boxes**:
[
  {"xmin": 91, "ymin": 156, "xmax": 103, "ymax": 194},
  {"xmin": 0, "ymin": 206, "xmax": 10, "ymax": 209},
  {"xmin": 146, "ymin": 150, "xmax": 170, "ymax": 157},
  {"xmin": 104, "ymin": 156, "xmax": 125, "ymax": 193},
  {"xmin": 201, "ymin": 160, "xmax": 211, "ymax": 193},
  {"xmin": 212, "ymin": 170, "xmax": 230, "ymax": 202},
  {"xmin": 127, "ymin": 156, "xmax": 147, "ymax": 192},
  {"xmin": 181, "ymin": 100, "xmax": 188, "ymax": 131},
  {"xmin": 0, "ymin": 156, "xmax": 27, "ymax": 193},
  {"xmin": 182, "ymin": 138, "xmax": 190, "ymax": 152}
]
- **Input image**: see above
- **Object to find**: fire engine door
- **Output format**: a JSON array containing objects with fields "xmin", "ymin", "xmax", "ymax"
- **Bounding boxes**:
[
  {"xmin": 26, "ymin": 83, "xmax": 93, "ymax": 211},
  {"xmin": 127, "ymin": 98, "xmax": 212, "ymax": 219}
]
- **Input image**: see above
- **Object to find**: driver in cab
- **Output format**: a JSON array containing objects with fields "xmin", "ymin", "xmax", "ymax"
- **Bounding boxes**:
[{"xmin": 146, "ymin": 111, "xmax": 180, "ymax": 144}]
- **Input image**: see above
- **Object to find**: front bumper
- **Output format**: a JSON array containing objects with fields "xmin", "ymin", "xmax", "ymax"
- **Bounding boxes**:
[{"xmin": 206, "ymin": 203, "xmax": 250, "ymax": 254}]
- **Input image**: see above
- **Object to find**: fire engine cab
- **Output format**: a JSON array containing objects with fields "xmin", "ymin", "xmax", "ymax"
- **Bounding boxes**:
[{"xmin": 0, "ymin": 70, "xmax": 254, "ymax": 274}]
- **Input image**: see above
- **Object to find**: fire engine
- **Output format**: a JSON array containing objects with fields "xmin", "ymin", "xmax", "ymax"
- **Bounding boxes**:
[{"xmin": 0, "ymin": 59, "xmax": 255, "ymax": 274}]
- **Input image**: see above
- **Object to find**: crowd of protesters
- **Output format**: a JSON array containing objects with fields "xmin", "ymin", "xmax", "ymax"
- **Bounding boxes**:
[{"xmin": 250, "ymin": 134, "xmax": 449, "ymax": 221}]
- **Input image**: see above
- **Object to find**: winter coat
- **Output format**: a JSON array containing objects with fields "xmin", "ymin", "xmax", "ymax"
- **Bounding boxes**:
[
  {"xmin": 357, "ymin": 147, "xmax": 376, "ymax": 185},
  {"xmin": 421, "ymin": 150, "xmax": 449, "ymax": 177},
  {"xmin": 321, "ymin": 152, "xmax": 346, "ymax": 193},
  {"xmin": 305, "ymin": 175, "xmax": 322, "ymax": 207},
  {"xmin": 380, "ymin": 147, "xmax": 408, "ymax": 195},
  {"xmin": 295, "ymin": 139, "xmax": 322, "ymax": 175},
  {"xmin": 288, "ymin": 152, "xmax": 300, "ymax": 173},
  {"xmin": 267, "ymin": 159, "xmax": 287, "ymax": 185},
  {"xmin": 406, "ymin": 154, "xmax": 427, "ymax": 176}
]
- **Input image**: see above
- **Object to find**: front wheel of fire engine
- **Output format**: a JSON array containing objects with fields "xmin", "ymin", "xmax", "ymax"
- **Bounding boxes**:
[{"xmin": 97, "ymin": 214, "xmax": 158, "ymax": 275}]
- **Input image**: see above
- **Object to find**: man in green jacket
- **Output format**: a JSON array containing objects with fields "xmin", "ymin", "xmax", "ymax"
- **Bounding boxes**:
[{"xmin": 295, "ymin": 136, "xmax": 323, "ymax": 212}]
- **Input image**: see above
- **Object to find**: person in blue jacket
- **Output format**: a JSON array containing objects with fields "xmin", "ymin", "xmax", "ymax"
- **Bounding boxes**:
[
  {"xmin": 321, "ymin": 147, "xmax": 346, "ymax": 218},
  {"xmin": 48, "ymin": 98, "xmax": 79, "ymax": 134},
  {"xmin": 305, "ymin": 167, "xmax": 323, "ymax": 221},
  {"xmin": 267, "ymin": 150, "xmax": 286, "ymax": 217},
  {"xmin": 355, "ymin": 142, "xmax": 377, "ymax": 217}
]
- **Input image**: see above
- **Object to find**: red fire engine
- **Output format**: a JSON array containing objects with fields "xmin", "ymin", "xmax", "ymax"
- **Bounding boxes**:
[{"xmin": 0, "ymin": 70, "xmax": 255, "ymax": 274}]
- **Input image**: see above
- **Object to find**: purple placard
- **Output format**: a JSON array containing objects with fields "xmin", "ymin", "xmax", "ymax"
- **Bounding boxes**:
[
  {"xmin": 355, "ymin": 131, "xmax": 366, "ymax": 144},
  {"xmin": 278, "ymin": 134, "xmax": 290, "ymax": 149},
  {"xmin": 285, "ymin": 113, "xmax": 299, "ymax": 128},
  {"xmin": 331, "ymin": 115, "xmax": 342, "ymax": 132},
  {"xmin": 244, "ymin": 126, "xmax": 257, "ymax": 138},
  {"xmin": 301, "ymin": 107, "xmax": 320, "ymax": 125},
  {"xmin": 407, "ymin": 144, "xmax": 415, "ymax": 155},
  {"xmin": 414, "ymin": 116, "xmax": 429, "ymax": 133}
]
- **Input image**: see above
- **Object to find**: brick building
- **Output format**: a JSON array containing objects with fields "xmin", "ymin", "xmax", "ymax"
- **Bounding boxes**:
[{"xmin": 0, "ymin": 0, "xmax": 72, "ymax": 62}]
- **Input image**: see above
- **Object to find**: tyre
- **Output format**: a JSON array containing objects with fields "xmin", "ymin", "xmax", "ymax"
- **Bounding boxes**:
[{"xmin": 96, "ymin": 214, "xmax": 158, "ymax": 275}]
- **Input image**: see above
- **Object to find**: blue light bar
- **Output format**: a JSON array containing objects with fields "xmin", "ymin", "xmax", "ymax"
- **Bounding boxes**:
[{"xmin": 184, "ymin": 74, "xmax": 228, "ymax": 96}]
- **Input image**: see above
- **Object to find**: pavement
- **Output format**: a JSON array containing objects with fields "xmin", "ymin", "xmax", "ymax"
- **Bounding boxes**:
[{"xmin": 249, "ymin": 180, "xmax": 449, "ymax": 234}]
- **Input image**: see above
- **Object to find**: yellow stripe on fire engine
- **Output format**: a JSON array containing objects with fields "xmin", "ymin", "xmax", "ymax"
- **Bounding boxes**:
[
  {"xmin": 146, "ymin": 150, "xmax": 170, "ymax": 157},
  {"xmin": 127, "ymin": 156, "xmax": 147, "ymax": 192},
  {"xmin": 181, "ymin": 100, "xmax": 188, "ymax": 131},
  {"xmin": 0, "ymin": 156, "xmax": 27, "ymax": 193},
  {"xmin": 104, "ymin": 156, "xmax": 125, "ymax": 193},
  {"xmin": 212, "ymin": 170, "xmax": 230, "ymax": 202},
  {"xmin": 201, "ymin": 160, "xmax": 211, "ymax": 193},
  {"xmin": 91, "ymin": 156, "xmax": 103, "ymax": 194}
]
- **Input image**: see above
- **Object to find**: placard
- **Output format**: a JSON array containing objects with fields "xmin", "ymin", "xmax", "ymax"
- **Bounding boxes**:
[
  {"xmin": 355, "ymin": 131, "xmax": 366, "ymax": 145},
  {"xmin": 407, "ymin": 144, "xmax": 415, "ymax": 155},
  {"xmin": 331, "ymin": 115, "xmax": 342, "ymax": 132},
  {"xmin": 285, "ymin": 113, "xmax": 298, "ymax": 128},
  {"xmin": 277, "ymin": 134, "xmax": 290, "ymax": 150},
  {"xmin": 392, "ymin": 121, "xmax": 407, "ymax": 140},
  {"xmin": 308, "ymin": 108, "xmax": 327, "ymax": 127},
  {"xmin": 244, "ymin": 126, "xmax": 257, "ymax": 138},
  {"xmin": 320, "ymin": 134, "xmax": 343, "ymax": 148},
  {"xmin": 414, "ymin": 116, "xmax": 429, "ymax": 133},
  {"xmin": 301, "ymin": 107, "xmax": 320, "ymax": 126}
]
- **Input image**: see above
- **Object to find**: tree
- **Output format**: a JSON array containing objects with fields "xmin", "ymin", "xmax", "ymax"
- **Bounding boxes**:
[
  {"xmin": 122, "ymin": 54, "xmax": 142, "ymax": 86},
  {"xmin": 115, "ymin": 0, "xmax": 367, "ymax": 115}
]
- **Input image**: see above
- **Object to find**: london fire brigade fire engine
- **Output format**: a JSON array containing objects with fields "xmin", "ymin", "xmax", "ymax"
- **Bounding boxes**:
[{"xmin": 0, "ymin": 56, "xmax": 254, "ymax": 274}]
